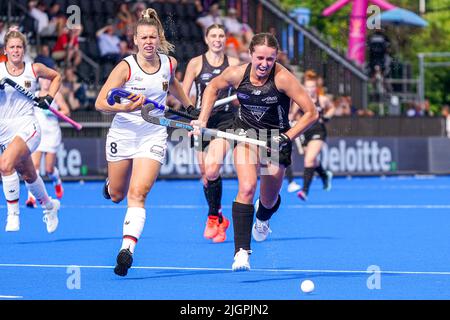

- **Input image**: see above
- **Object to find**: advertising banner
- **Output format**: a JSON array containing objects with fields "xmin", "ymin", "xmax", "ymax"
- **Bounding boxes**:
[{"xmin": 50, "ymin": 136, "xmax": 449, "ymax": 178}]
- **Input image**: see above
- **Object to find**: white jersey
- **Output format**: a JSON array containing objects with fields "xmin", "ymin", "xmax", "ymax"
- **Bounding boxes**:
[
  {"xmin": 0, "ymin": 62, "xmax": 37, "ymax": 119},
  {"xmin": 111, "ymin": 54, "xmax": 172, "ymax": 136},
  {"xmin": 33, "ymin": 90, "xmax": 61, "ymax": 153}
]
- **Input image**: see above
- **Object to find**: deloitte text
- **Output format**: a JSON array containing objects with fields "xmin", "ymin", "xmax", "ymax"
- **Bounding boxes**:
[{"xmin": 321, "ymin": 140, "xmax": 393, "ymax": 173}]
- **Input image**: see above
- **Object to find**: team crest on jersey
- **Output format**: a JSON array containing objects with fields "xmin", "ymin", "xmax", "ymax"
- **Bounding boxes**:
[
  {"xmin": 24, "ymin": 80, "xmax": 31, "ymax": 88},
  {"xmin": 162, "ymin": 81, "xmax": 169, "ymax": 91},
  {"xmin": 244, "ymin": 104, "xmax": 270, "ymax": 121}
]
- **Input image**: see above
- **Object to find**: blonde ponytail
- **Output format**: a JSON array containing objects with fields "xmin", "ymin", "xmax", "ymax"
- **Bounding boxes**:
[{"xmin": 136, "ymin": 8, "xmax": 174, "ymax": 55}]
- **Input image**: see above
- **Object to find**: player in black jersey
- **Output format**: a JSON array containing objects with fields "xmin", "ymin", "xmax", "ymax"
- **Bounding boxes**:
[
  {"xmin": 191, "ymin": 33, "xmax": 318, "ymax": 271},
  {"xmin": 294, "ymin": 70, "xmax": 336, "ymax": 201},
  {"xmin": 182, "ymin": 24, "xmax": 241, "ymax": 243}
]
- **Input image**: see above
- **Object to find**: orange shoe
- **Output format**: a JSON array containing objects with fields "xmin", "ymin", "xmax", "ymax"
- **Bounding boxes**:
[
  {"xmin": 55, "ymin": 183, "xmax": 64, "ymax": 199},
  {"xmin": 212, "ymin": 216, "xmax": 230, "ymax": 243},
  {"xmin": 203, "ymin": 215, "xmax": 220, "ymax": 239},
  {"xmin": 25, "ymin": 197, "xmax": 37, "ymax": 208}
]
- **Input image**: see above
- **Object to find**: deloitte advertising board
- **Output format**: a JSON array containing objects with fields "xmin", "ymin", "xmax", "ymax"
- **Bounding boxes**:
[{"xmin": 52, "ymin": 136, "xmax": 450, "ymax": 178}]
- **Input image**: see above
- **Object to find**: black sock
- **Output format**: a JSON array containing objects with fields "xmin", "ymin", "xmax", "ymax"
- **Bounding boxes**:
[
  {"xmin": 285, "ymin": 166, "xmax": 294, "ymax": 183},
  {"xmin": 232, "ymin": 201, "xmax": 254, "ymax": 254},
  {"xmin": 204, "ymin": 176, "xmax": 222, "ymax": 221},
  {"xmin": 256, "ymin": 195, "xmax": 281, "ymax": 221},
  {"xmin": 302, "ymin": 167, "xmax": 315, "ymax": 194},
  {"xmin": 315, "ymin": 163, "xmax": 327, "ymax": 180}
]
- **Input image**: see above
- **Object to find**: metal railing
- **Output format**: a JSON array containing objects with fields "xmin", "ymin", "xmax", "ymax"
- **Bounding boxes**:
[{"xmin": 235, "ymin": 0, "xmax": 369, "ymax": 109}]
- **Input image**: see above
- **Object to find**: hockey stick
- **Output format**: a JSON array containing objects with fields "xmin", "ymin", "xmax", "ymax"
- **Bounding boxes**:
[
  {"xmin": 0, "ymin": 77, "xmax": 82, "ymax": 131},
  {"xmin": 141, "ymin": 103, "xmax": 268, "ymax": 148},
  {"xmin": 107, "ymin": 88, "xmax": 197, "ymax": 120},
  {"xmin": 213, "ymin": 94, "xmax": 237, "ymax": 108}
]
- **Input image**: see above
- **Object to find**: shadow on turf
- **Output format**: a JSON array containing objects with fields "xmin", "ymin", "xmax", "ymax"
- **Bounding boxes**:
[
  {"xmin": 239, "ymin": 272, "xmax": 400, "ymax": 284},
  {"xmin": 16, "ymin": 237, "xmax": 123, "ymax": 245},
  {"xmin": 267, "ymin": 236, "xmax": 337, "ymax": 242},
  {"xmin": 115, "ymin": 269, "xmax": 229, "ymax": 281}
]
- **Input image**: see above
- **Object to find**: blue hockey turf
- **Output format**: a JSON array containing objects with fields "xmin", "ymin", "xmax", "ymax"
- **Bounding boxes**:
[{"xmin": 1, "ymin": 176, "xmax": 450, "ymax": 300}]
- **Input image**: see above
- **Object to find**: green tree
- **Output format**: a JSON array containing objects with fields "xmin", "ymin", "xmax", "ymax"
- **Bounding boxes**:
[{"xmin": 279, "ymin": 0, "xmax": 450, "ymax": 108}]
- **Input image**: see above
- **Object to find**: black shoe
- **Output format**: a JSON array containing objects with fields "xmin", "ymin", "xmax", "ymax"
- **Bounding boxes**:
[
  {"xmin": 114, "ymin": 249, "xmax": 133, "ymax": 277},
  {"xmin": 103, "ymin": 178, "xmax": 111, "ymax": 200}
]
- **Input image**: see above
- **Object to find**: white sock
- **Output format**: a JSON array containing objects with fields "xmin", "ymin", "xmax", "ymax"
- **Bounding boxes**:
[
  {"xmin": 48, "ymin": 167, "xmax": 62, "ymax": 185},
  {"xmin": 121, "ymin": 207, "xmax": 146, "ymax": 254},
  {"xmin": 2, "ymin": 172, "xmax": 20, "ymax": 215},
  {"xmin": 25, "ymin": 176, "xmax": 52, "ymax": 210},
  {"xmin": 27, "ymin": 170, "xmax": 40, "ymax": 200}
]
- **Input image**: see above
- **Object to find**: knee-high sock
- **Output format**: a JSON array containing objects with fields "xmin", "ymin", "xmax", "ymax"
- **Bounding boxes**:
[
  {"xmin": 28, "ymin": 170, "xmax": 40, "ymax": 200},
  {"xmin": 2, "ymin": 172, "xmax": 20, "ymax": 214},
  {"xmin": 285, "ymin": 166, "xmax": 294, "ymax": 183},
  {"xmin": 25, "ymin": 176, "xmax": 52, "ymax": 209},
  {"xmin": 121, "ymin": 207, "xmax": 146, "ymax": 254},
  {"xmin": 232, "ymin": 201, "xmax": 254, "ymax": 254},
  {"xmin": 256, "ymin": 195, "xmax": 281, "ymax": 222},
  {"xmin": 203, "ymin": 176, "xmax": 222, "ymax": 219},
  {"xmin": 315, "ymin": 163, "xmax": 327, "ymax": 180},
  {"xmin": 302, "ymin": 167, "xmax": 315, "ymax": 194}
]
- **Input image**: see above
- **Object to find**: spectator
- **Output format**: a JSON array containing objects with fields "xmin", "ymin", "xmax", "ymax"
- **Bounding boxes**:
[
  {"xmin": 52, "ymin": 25, "xmax": 82, "ymax": 68},
  {"xmin": 34, "ymin": 44, "xmax": 56, "ymax": 69},
  {"xmin": 119, "ymin": 40, "xmax": 134, "ymax": 60},
  {"xmin": 42, "ymin": 2, "xmax": 66, "ymax": 37},
  {"xmin": 116, "ymin": 3, "xmax": 133, "ymax": 32},
  {"xmin": 334, "ymin": 96, "xmax": 352, "ymax": 116},
  {"xmin": 422, "ymin": 99, "xmax": 434, "ymax": 117},
  {"xmin": 356, "ymin": 108, "xmax": 375, "ymax": 117},
  {"xmin": 0, "ymin": 20, "xmax": 6, "ymax": 48},
  {"xmin": 28, "ymin": 0, "xmax": 49, "ymax": 36},
  {"xmin": 406, "ymin": 103, "xmax": 418, "ymax": 117},
  {"xmin": 60, "ymin": 67, "xmax": 87, "ymax": 111},
  {"xmin": 131, "ymin": 2, "xmax": 147, "ymax": 24},
  {"xmin": 96, "ymin": 24, "xmax": 121, "ymax": 82},
  {"xmin": 120, "ymin": 24, "xmax": 135, "ymax": 55},
  {"xmin": 196, "ymin": 3, "xmax": 224, "ymax": 32},
  {"xmin": 0, "ymin": 46, "xmax": 7, "ymax": 63},
  {"xmin": 223, "ymin": 8, "xmax": 242, "ymax": 35},
  {"xmin": 277, "ymin": 50, "xmax": 293, "ymax": 71}
]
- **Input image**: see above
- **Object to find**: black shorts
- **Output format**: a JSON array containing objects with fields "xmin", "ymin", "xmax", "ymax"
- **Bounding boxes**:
[
  {"xmin": 300, "ymin": 121, "xmax": 327, "ymax": 147},
  {"xmin": 194, "ymin": 111, "xmax": 235, "ymax": 152},
  {"xmin": 232, "ymin": 116, "xmax": 292, "ymax": 168}
]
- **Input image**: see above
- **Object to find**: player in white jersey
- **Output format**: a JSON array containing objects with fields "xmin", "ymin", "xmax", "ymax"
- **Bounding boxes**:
[
  {"xmin": 95, "ymin": 8, "xmax": 194, "ymax": 277},
  {"xmin": 0, "ymin": 30, "xmax": 61, "ymax": 233},
  {"xmin": 26, "ymin": 77, "xmax": 70, "ymax": 208}
]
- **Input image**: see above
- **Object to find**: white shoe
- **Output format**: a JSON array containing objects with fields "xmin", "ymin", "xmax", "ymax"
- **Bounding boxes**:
[
  {"xmin": 232, "ymin": 248, "xmax": 251, "ymax": 271},
  {"xmin": 252, "ymin": 218, "xmax": 272, "ymax": 242},
  {"xmin": 5, "ymin": 213, "xmax": 20, "ymax": 232},
  {"xmin": 287, "ymin": 181, "xmax": 301, "ymax": 193},
  {"xmin": 323, "ymin": 171, "xmax": 333, "ymax": 191},
  {"xmin": 43, "ymin": 198, "xmax": 60, "ymax": 233}
]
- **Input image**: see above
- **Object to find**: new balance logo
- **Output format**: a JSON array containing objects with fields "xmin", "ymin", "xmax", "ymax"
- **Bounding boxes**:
[{"xmin": 124, "ymin": 221, "xmax": 130, "ymax": 225}]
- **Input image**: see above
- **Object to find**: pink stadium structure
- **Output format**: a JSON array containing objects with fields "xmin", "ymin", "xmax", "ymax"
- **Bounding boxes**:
[{"xmin": 322, "ymin": 0, "xmax": 396, "ymax": 65}]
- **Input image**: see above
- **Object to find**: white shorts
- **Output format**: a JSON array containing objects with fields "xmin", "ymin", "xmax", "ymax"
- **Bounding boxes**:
[
  {"xmin": 0, "ymin": 116, "xmax": 41, "ymax": 155},
  {"xmin": 36, "ymin": 122, "xmax": 61, "ymax": 153},
  {"xmin": 106, "ymin": 128, "xmax": 168, "ymax": 164}
]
